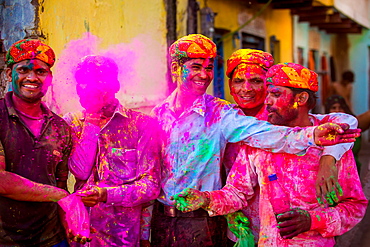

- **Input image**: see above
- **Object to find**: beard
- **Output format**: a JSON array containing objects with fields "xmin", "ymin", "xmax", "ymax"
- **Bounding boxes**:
[{"xmin": 267, "ymin": 102, "xmax": 299, "ymax": 126}]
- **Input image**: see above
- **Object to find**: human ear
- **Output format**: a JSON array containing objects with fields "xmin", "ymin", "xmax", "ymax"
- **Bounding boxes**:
[
  {"xmin": 297, "ymin": 92, "xmax": 309, "ymax": 106},
  {"xmin": 171, "ymin": 62, "xmax": 181, "ymax": 82},
  {"xmin": 5, "ymin": 68, "xmax": 12, "ymax": 82}
]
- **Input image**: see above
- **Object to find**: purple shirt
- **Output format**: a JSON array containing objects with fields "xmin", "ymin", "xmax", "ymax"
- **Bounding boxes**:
[{"xmin": 64, "ymin": 104, "xmax": 160, "ymax": 247}]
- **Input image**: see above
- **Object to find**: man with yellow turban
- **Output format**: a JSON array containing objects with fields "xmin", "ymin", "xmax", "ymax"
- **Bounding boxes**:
[
  {"xmin": 173, "ymin": 63, "xmax": 367, "ymax": 246},
  {"xmin": 0, "ymin": 39, "xmax": 75, "ymax": 246},
  {"xmin": 151, "ymin": 34, "xmax": 359, "ymax": 246}
]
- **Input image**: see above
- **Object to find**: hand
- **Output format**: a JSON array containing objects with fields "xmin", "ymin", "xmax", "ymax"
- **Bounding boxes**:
[
  {"xmin": 76, "ymin": 186, "xmax": 107, "ymax": 207},
  {"xmin": 314, "ymin": 123, "xmax": 361, "ymax": 146},
  {"xmin": 67, "ymin": 226, "xmax": 96, "ymax": 244},
  {"xmin": 140, "ymin": 240, "xmax": 151, "ymax": 247},
  {"xmin": 171, "ymin": 188, "xmax": 208, "ymax": 212},
  {"xmin": 315, "ymin": 155, "xmax": 342, "ymax": 206},
  {"xmin": 225, "ymin": 211, "xmax": 251, "ymax": 239},
  {"xmin": 67, "ymin": 229, "xmax": 92, "ymax": 244},
  {"xmin": 58, "ymin": 194, "xmax": 92, "ymax": 243},
  {"xmin": 276, "ymin": 209, "xmax": 311, "ymax": 239}
]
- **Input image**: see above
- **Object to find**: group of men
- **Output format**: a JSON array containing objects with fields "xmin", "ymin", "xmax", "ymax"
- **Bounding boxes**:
[{"xmin": 0, "ymin": 34, "xmax": 366, "ymax": 247}]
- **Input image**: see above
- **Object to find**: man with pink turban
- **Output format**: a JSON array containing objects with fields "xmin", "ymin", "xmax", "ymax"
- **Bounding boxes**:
[
  {"xmin": 173, "ymin": 63, "xmax": 367, "ymax": 246},
  {"xmin": 150, "ymin": 34, "xmax": 360, "ymax": 246}
]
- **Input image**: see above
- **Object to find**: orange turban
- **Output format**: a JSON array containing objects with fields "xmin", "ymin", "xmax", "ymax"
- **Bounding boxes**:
[
  {"xmin": 266, "ymin": 63, "xmax": 318, "ymax": 92},
  {"xmin": 169, "ymin": 34, "xmax": 216, "ymax": 62},
  {"xmin": 226, "ymin": 49, "xmax": 274, "ymax": 78},
  {"xmin": 6, "ymin": 39, "xmax": 55, "ymax": 67}
]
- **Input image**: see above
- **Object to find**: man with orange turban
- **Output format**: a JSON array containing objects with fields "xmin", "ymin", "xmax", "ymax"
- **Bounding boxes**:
[
  {"xmin": 0, "ymin": 39, "xmax": 76, "ymax": 246},
  {"xmin": 150, "ymin": 34, "xmax": 360, "ymax": 246},
  {"xmin": 173, "ymin": 63, "xmax": 367, "ymax": 246}
]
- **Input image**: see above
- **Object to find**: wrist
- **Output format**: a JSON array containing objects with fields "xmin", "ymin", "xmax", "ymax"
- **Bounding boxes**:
[
  {"xmin": 201, "ymin": 191, "xmax": 211, "ymax": 209},
  {"xmin": 319, "ymin": 155, "xmax": 337, "ymax": 167},
  {"xmin": 55, "ymin": 189, "xmax": 70, "ymax": 201},
  {"xmin": 98, "ymin": 187, "xmax": 107, "ymax": 203}
]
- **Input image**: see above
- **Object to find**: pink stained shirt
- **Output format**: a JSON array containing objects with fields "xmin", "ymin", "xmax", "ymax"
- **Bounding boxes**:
[
  {"xmin": 210, "ymin": 114, "xmax": 367, "ymax": 246},
  {"xmin": 223, "ymin": 109, "xmax": 359, "ymax": 243},
  {"xmin": 64, "ymin": 105, "xmax": 161, "ymax": 247}
]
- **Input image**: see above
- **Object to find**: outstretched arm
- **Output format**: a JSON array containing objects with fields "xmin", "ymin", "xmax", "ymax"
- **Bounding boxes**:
[
  {"xmin": 0, "ymin": 155, "xmax": 69, "ymax": 202},
  {"xmin": 222, "ymin": 107, "xmax": 359, "ymax": 155}
]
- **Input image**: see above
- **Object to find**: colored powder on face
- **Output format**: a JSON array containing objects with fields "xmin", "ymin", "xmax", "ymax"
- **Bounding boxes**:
[
  {"xmin": 315, "ymin": 215, "xmax": 321, "ymax": 221},
  {"xmin": 44, "ymin": 32, "xmax": 168, "ymax": 115}
]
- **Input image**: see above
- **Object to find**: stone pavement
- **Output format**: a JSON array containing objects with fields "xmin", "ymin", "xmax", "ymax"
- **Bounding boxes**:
[{"xmin": 335, "ymin": 136, "xmax": 370, "ymax": 247}]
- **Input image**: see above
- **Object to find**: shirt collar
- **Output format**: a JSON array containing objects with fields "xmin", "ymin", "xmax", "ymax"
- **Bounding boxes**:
[
  {"xmin": 5, "ymin": 91, "xmax": 53, "ymax": 119},
  {"xmin": 160, "ymin": 89, "xmax": 207, "ymax": 117},
  {"xmin": 113, "ymin": 103, "xmax": 129, "ymax": 118},
  {"xmin": 79, "ymin": 102, "xmax": 128, "ymax": 121}
]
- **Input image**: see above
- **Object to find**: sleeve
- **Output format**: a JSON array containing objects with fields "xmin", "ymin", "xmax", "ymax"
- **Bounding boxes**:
[
  {"xmin": 63, "ymin": 113, "xmax": 99, "ymax": 181},
  {"xmin": 221, "ymin": 107, "xmax": 316, "ymax": 155},
  {"xmin": 308, "ymin": 151, "xmax": 368, "ymax": 237},
  {"xmin": 207, "ymin": 145, "xmax": 258, "ymax": 216},
  {"xmin": 105, "ymin": 117, "xmax": 161, "ymax": 207},
  {"xmin": 313, "ymin": 113, "xmax": 358, "ymax": 160}
]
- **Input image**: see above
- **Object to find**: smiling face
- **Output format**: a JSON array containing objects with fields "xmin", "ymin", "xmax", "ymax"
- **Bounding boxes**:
[
  {"xmin": 6, "ymin": 59, "xmax": 52, "ymax": 103},
  {"xmin": 175, "ymin": 58, "xmax": 214, "ymax": 96},
  {"xmin": 229, "ymin": 64, "xmax": 267, "ymax": 110},
  {"xmin": 265, "ymin": 85, "xmax": 299, "ymax": 126}
]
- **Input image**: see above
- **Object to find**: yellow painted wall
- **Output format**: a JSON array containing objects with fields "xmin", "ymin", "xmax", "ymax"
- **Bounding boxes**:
[
  {"xmin": 265, "ymin": 9, "xmax": 293, "ymax": 63},
  {"xmin": 177, "ymin": 0, "xmax": 188, "ymax": 38},
  {"xmin": 39, "ymin": 0, "xmax": 166, "ymax": 56},
  {"xmin": 201, "ymin": 0, "xmax": 249, "ymax": 102},
  {"xmin": 198, "ymin": 1, "xmax": 293, "ymax": 102},
  {"xmin": 38, "ymin": 0, "xmax": 168, "ymax": 114}
]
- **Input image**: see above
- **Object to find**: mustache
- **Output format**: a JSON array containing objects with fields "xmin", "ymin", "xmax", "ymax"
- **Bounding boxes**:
[{"xmin": 266, "ymin": 105, "xmax": 277, "ymax": 113}]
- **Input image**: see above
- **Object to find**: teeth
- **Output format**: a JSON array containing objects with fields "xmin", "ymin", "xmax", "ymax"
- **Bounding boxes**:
[
  {"xmin": 240, "ymin": 96, "xmax": 253, "ymax": 100},
  {"xmin": 23, "ymin": 84, "xmax": 38, "ymax": 89},
  {"xmin": 194, "ymin": 81, "xmax": 206, "ymax": 86}
]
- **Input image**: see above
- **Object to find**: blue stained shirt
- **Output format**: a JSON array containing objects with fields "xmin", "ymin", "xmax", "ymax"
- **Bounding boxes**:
[{"xmin": 152, "ymin": 90, "xmax": 317, "ymax": 205}]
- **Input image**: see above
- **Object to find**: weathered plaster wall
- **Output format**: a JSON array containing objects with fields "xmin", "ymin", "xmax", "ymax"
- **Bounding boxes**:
[{"xmin": 1, "ymin": 0, "xmax": 36, "ymax": 50}]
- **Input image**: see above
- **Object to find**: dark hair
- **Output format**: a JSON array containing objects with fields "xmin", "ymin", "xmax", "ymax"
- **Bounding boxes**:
[
  {"xmin": 288, "ymin": 87, "xmax": 317, "ymax": 110},
  {"xmin": 324, "ymin": 95, "xmax": 354, "ymax": 115},
  {"xmin": 342, "ymin": 71, "xmax": 354, "ymax": 83}
]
